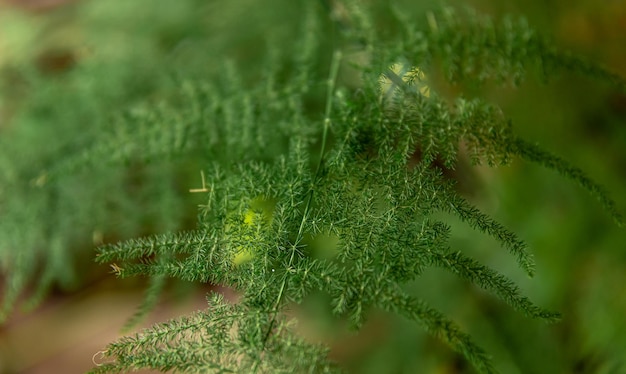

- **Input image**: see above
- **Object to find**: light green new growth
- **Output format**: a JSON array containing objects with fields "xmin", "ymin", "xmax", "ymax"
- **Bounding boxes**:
[{"xmin": 0, "ymin": 1, "xmax": 624, "ymax": 373}]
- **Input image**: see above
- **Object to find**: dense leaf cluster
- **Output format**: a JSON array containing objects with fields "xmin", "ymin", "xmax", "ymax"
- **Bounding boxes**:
[{"xmin": 1, "ymin": 1, "xmax": 623, "ymax": 373}]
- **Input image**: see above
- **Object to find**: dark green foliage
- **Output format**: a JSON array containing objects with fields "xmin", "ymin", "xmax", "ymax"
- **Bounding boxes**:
[
  {"xmin": 92, "ymin": 293, "xmax": 336, "ymax": 374},
  {"xmin": 1, "ymin": 1, "xmax": 624, "ymax": 373}
]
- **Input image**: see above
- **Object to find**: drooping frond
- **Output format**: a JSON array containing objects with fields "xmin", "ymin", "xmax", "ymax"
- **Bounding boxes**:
[
  {"xmin": 427, "ymin": 248, "xmax": 560, "ymax": 321},
  {"xmin": 512, "ymin": 137, "xmax": 624, "ymax": 226},
  {"xmin": 121, "ymin": 271, "xmax": 167, "ymax": 333},
  {"xmin": 379, "ymin": 289, "xmax": 496, "ymax": 374}
]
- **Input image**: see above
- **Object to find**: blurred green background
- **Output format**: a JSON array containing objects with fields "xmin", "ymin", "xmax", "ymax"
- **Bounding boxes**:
[{"xmin": 0, "ymin": 0, "xmax": 625, "ymax": 373}]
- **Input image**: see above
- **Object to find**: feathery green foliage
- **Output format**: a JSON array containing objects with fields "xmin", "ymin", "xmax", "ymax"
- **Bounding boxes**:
[
  {"xmin": 1, "ymin": 1, "xmax": 624, "ymax": 373},
  {"xmin": 91, "ymin": 293, "xmax": 336, "ymax": 374}
]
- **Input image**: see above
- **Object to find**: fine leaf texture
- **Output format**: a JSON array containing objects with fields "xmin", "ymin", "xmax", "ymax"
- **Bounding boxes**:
[{"xmin": 1, "ymin": 1, "xmax": 624, "ymax": 373}]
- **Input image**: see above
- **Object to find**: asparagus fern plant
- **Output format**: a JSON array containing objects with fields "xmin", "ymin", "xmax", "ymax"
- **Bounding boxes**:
[{"xmin": 0, "ymin": 0, "xmax": 623, "ymax": 372}]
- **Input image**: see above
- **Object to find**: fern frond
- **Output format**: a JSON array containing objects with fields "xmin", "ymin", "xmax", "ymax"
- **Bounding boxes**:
[
  {"xmin": 512, "ymin": 137, "xmax": 624, "ymax": 226},
  {"xmin": 380, "ymin": 288, "xmax": 496, "ymax": 374},
  {"xmin": 428, "ymin": 249, "xmax": 559, "ymax": 321},
  {"xmin": 441, "ymin": 192, "xmax": 535, "ymax": 276},
  {"xmin": 96, "ymin": 230, "xmax": 220, "ymax": 264},
  {"xmin": 398, "ymin": 6, "xmax": 626, "ymax": 90},
  {"xmin": 121, "ymin": 272, "xmax": 167, "ymax": 332},
  {"xmin": 91, "ymin": 293, "xmax": 337, "ymax": 374}
]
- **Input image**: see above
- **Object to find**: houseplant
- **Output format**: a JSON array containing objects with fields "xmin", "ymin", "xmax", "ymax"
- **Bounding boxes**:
[{"xmin": 1, "ymin": 0, "xmax": 624, "ymax": 372}]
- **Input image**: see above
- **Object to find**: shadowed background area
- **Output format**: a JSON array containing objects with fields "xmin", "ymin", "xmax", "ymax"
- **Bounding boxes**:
[{"xmin": 1, "ymin": 0, "xmax": 625, "ymax": 373}]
